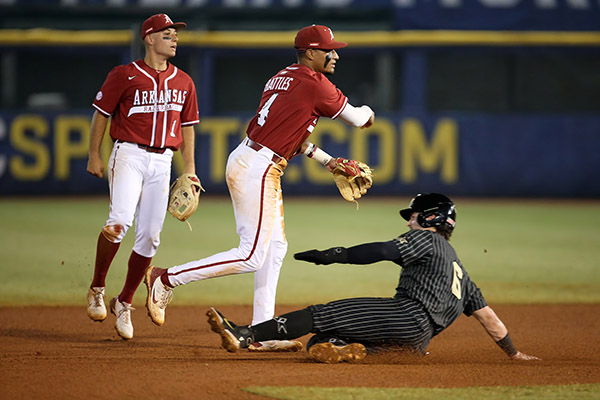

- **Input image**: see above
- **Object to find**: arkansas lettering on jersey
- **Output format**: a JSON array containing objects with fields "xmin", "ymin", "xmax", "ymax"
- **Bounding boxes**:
[
  {"xmin": 246, "ymin": 63, "xmax": 348, "ymax": 160},
  {"xmin": 93, "ymin": 59, "xmax": 199, "ymax": 150}
]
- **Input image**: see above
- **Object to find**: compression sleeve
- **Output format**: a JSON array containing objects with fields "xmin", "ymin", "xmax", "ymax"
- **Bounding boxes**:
[
  {"xmin": 346, "ymin": 241, "xmax": 402, "ymax": 264},
  {"xmin": 338, "ymin": 103, "xmax": 374, "ymax": 127}
]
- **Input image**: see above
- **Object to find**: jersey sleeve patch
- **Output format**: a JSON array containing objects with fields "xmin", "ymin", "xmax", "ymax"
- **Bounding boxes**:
[{"xmin": 393, "ymin": 230, "xmax": 434, "ymax": 266}]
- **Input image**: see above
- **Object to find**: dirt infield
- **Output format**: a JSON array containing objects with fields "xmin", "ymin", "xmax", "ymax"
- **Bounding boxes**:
[{"xmin": 1, "ymin": 304, "xmax": 599, "ymax": 399}]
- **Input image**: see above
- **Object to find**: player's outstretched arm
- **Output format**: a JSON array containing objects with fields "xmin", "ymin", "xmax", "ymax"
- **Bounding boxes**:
[
  {"xmin": 294, "ymin": 241, "xmax": 400, "ymax": 266},
  {"xmin": 472, "ymin": 306, "xmax": 541, "ymax": 361}
]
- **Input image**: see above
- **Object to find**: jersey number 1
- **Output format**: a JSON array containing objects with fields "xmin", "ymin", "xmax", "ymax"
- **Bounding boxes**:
[
  {"xmin": 257, "ymin": 93, "xmax": 279, "ymax": 126},
  {"xmin": 451, "ymin": 261, "xmax": 463, "ymax": 300}
]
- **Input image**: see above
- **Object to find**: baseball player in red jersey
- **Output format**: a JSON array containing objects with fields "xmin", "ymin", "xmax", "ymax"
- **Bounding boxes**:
[
  {"xmin": 144, "ymin": 25, "xmax": 375, "ymax": 352},
  {"xmin": 86, "ymin": 14, "xmax": 199, "ymax": 340}
]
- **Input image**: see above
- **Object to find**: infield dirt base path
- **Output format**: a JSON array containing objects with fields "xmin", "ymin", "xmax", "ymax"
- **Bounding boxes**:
[{"xmin": 1, "ymin": 304, "xmax": 599, "ymax": 399}]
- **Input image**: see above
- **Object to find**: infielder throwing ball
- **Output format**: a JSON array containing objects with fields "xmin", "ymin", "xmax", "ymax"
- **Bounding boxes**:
[
  {"xmin": 86, "ymin": 14, "xmax": 199, "ymax": 340},
  {"xmin": 144, "ymin": 25, "xmax": 375, "ymax": 352},
  {"xmin": 206, "ymin": 193, "xmax": 541, "ymax": 363}
]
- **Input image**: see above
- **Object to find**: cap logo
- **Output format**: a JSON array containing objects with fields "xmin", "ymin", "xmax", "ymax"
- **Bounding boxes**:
[
  {"xmin": 164, "ymin": 15, "xmax": 173, "ymax": 24},
  {"xmin": 326, "ymin": 27, "xmax": 335, "ymax": 41}
]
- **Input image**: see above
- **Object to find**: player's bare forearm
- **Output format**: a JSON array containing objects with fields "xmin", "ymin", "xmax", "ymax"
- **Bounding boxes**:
[
  {"xmin": 87, "ymin": 111, "xmax": 109, "ymax": 178},
  {"xmin": 472, "ymin": 306, "xmax": 508, "ymax": 341},
  {"xmin": 180, "ymin": 125, "xmax": 196, "ymax": 175},
  {"xmin": 472, "ymin": 306, "xmax": 541, "ymax": 361}
]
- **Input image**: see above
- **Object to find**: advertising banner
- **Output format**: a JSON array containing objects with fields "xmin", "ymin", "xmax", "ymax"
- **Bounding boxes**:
[{"xmin": 1, "ymin": 111, "xmax": 598, "ymax": 197}]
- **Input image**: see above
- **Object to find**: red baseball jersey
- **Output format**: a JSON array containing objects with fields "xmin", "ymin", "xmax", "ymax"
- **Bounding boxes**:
[
  {"xmin": 93, "ymin": 59, "xmax": 199, "ymax": 150},
  {"xmin": 246, "ymin": 63, "xmax": 348, "ymax": 160}
]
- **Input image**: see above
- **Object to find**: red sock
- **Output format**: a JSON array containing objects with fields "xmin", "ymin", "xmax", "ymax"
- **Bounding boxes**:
[
  {"xmin": 118, "ymin": 251, "xmax": 151, "ymax": 304},
  {"xmin": 161, "ymin": 271, "xmax": 173, "ymax": 288},
  {"xmin": 91, "ymin": 232, "xmax": 120, "ymax": 288}
]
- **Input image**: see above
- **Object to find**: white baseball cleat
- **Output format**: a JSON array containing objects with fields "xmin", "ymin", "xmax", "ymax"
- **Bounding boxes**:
[
  {"xmin": 144, "ymin": 266, "xmax": 173, "ymax": 326},
  {"xmin": 87, "ymin": 287, "xmax": 107, "ymax": 322},
  {"xmin": 109, "ymin": 296, "xmax": 134, "ymax": 340},
  {"xmin": 248, "ymin": 340, "xmax": 303, "ymax": 352}
]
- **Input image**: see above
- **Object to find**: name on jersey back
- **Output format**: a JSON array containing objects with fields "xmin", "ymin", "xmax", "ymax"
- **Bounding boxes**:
[{"xmin": 263, "ymin": 76, "xmax": 294, "ymax": 92}]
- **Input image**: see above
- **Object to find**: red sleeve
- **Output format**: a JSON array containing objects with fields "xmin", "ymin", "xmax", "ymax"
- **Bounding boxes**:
[
  {"xmin": 92, "ymin": 66, "xmax": 126, "ymax": 117},
  {"xmin": 180, "ymin": 77, "xmax": 199, "ymax": 126},
  {"xmin": 313, "ymin": 77, "xmax": 348, "ymax": 119}
]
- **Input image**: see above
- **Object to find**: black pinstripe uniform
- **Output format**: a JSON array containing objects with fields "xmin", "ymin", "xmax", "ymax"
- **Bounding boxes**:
[
  {"xmin": 209, "ymin": 194, "xmax": 536, "ymax": 360},
  {"xmin": 306, "ymin": 229, "xmax": 487, "ymax": 353}
]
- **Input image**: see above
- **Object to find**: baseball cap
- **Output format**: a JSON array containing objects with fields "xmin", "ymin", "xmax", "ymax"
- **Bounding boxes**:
[
  {"xmin": 141, "ymin": 14, "xmax": 187, "ymax": 39},
  {"xmin": 294, "ymin": 24, "xmax": 348, "ymax": 50}
]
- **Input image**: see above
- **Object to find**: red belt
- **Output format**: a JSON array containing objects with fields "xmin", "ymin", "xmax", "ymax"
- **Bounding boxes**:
[
  {"xmin": 138, "ymin": 144, "xmax": 167, "ymax": 154},
  {"xmin": 246, "ymin": 139, "xmax": 284, "ymax": 163},
  {"xmin": 117, "ymin": 140, "xmax": 167, "ymax": 154}
]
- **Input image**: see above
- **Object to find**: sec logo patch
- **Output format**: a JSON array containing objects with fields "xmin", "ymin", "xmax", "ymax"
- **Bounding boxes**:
[{"xmin": 96, "ymin": 91, "xmax": 103, "ymax": 101}]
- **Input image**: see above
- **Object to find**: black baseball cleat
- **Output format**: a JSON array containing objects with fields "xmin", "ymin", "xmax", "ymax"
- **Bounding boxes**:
[{"xmin": 206, "ymin": 307, "xmax": 254, "ymax": 352}]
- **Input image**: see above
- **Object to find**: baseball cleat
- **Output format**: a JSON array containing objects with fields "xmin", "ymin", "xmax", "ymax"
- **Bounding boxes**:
[
  {"xmin": 109, "ymin": 296, "xmax": 134, "ymax": 340},
  {"xmin": 308, "ymin": 342, "xmax": 367, "ymax": 364},
  {"xmin": 206, "ymin": 307, "xmax": 255, "ymax": 353},
  {"xmin": 248, "ymin": 340, "xmax": 303, "ymax": 352},
  {"xmin": 144, "ymin": 266, "xmax": 172, "ymax": 326},
  {"xmin": 87, "ymin": 287, "xmax": 107, "ymax": 322}
]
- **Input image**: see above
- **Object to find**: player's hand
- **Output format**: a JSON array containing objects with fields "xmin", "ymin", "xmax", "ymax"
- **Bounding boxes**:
[
  {"xmin": 361, "ymin": 112, "xmax": 374, "ymax": 129},
  {"xmin": 510, "ymin": 351, "xmax": 541, "ymax": 361},
  {"xmin": 294, "ymin": 249, "xmax": 331, "ymax": 265},
  {"xmin": 325, "ymin": 158, "xmax": 337, "ymax": 172},
  {"xmin": 87, "ymin": 155, "xmax": 105, "ymax": 178}
]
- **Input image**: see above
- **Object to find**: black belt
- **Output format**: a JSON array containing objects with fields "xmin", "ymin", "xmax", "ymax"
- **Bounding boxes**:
[
  {"xmin": 117, "ymin": 140, "xmax": 167, "ymax": 154},
  {"xmin": 246, "ymin": 139, "xmax": 284, "ymax": 163}
]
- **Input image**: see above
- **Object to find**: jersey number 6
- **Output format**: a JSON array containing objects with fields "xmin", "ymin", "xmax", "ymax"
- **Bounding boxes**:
[{"xmin": 451, "ymin": 261, "xmax": 463, "ymax": 300}]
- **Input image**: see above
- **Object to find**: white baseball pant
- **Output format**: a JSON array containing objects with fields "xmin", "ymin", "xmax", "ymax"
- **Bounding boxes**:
[
  {"xmin": 104, "ymin": 141, "xmax": 173, "ymax": 258},
  {"xmin": 166, "ymin": 138, "xmax": 288, "ymax": 325}
]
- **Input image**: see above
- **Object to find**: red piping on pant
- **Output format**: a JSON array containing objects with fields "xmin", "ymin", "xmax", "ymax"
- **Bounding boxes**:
[{"xmin": 168, "ymin": 164, "xmax": 272, "ymax": 277}]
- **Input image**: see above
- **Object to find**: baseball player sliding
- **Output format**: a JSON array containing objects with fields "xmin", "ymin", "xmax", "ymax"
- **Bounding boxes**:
[
  {"xmin": 144, "ymin": 25, "xmax": 375, "ymax": 352},
  {"xmin": 86, "ymin": 14, "xmax": 199, "ymax": 340},
  {"xmin": 206, "ymin": 193, "xmax": 541, "ymax": 364}
]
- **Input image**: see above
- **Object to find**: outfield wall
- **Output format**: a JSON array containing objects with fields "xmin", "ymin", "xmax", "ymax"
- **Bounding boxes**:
[
  {"xmin": 1, "ymin": 111, "xmax": 598, "ymax": 197},
  {"xmin": 1, "ymin": 3, "xmax": 598, "ymax": 198}
]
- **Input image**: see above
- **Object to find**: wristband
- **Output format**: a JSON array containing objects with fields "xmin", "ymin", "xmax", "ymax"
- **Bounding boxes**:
[
  {"xmin": 304, "ymin": 144, "xmax": 332, "ymax": 166},
  {"xmin": 496, "ymin": 333, "xmax": 518, "ymax": 356},
  {"xmin": 303, "ymin": 143, "xmax": 317, "ymax": 157}
]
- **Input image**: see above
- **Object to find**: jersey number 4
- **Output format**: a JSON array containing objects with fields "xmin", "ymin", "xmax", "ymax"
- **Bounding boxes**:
[
  {"xmin": 451, "ymin": 261, "xmax": 463, "ymax": 300},
  {"xmin": 257, "ymin": 93, "xmax": 279, "ymax": 126}
]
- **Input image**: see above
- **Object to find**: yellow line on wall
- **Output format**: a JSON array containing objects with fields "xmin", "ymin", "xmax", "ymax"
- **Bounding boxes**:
[{"xmin": 1, "ymin": 28, "xmax": 599, "ymax": 47}]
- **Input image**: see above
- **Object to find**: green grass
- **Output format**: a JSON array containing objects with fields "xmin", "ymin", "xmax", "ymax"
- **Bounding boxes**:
[
  {"xmin": 0, "ymin": 197, "xmax": 599, "ymax": 306},
  {"xmin": 244, "ymin": 383, "xmax": 600, "ymax": 400}
]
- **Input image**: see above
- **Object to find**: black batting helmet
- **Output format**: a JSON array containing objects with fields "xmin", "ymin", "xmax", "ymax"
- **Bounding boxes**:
[{"xmin": 400, "ymin": 193, "xmax": 456, "ymax": 228}]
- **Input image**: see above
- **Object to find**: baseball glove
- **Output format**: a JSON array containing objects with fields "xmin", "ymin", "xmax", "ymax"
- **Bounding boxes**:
[
  {"xmin": 167, "ymin": 173, "xmax": 204, "ymax": 223},
  {"xmin": 332, "ymin": 157, "xmax": 373, "ymax": 206}
]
